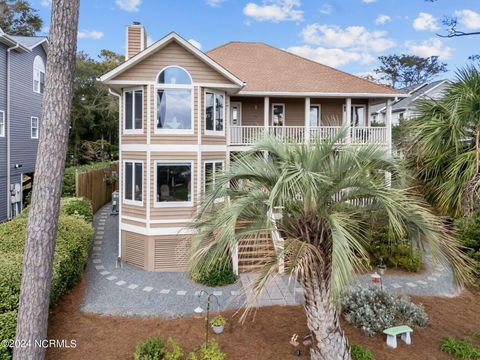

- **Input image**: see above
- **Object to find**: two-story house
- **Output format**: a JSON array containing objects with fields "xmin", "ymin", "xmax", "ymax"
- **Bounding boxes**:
[
  {"xmin": 0, "ymin": 28, "xmax": 48, "ymax": 222},
  {"xmin": 100, "ymin": 23, "xmax": 404, "ymax": 272}
]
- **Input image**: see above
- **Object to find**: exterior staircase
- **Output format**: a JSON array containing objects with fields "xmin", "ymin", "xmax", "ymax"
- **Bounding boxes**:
[{"xmin": 237, "ymin": 230, "xmax": 276, "ymax": 273}]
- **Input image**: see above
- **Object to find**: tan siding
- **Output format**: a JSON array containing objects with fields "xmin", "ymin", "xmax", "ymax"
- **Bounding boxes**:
[
  {"xmin": 122, "ymin": 231, "xmax": 146, "ymax": 269},
  {"xmin": 271, "ymin": 97, "xmax": 304, "ymax": 126},
  {"xmin": 115, "ymin": 41, "xmax": 231, "ymax": 83},
  {"xmin": 314, "ymin": 99, "xmax": 344, "ymax": 126},
  {"xmin": 231, "ymin": 96, "xmax": 264, "ymax": 126},
  {"xmin": 154, "ymin": 235, "xmax": 191, "ymax": 271},
  {"xmin": 122, "ymin": 218, "xmax": 146, "ymax": 227},
  {"xmin": 127, "ymin": 27, "xmax": 142, "ymax": 58}
]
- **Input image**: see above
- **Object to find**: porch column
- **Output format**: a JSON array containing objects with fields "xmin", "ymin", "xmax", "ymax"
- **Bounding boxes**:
[
  {"xmin": 304, "ymin": 97, "xmax": 311, "ymax": 144},
  {"xmin": 385, "ymin": 98, "xmax": 393, "ymax": 187},
  {"xmin": 264, "ymin": 96, "xmax": 269, "ymax": 134},
  {"xmin": 345, "ymin": 97, "xmax": 352, "ymax": 144}
]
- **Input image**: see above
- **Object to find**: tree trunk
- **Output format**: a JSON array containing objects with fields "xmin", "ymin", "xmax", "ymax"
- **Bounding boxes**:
[
  {"xmin": 298, "ymin": 262, "xmax": 351, "ymax": 360},
  {"xmin": 13, "ymin": 1, "xmax": 79, "ymax": 359}
]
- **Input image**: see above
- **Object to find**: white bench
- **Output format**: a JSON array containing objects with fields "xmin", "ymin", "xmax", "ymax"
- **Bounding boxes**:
[{"xmin": 383, "ymin": 325, "xmax": 413, "ymax": 349}]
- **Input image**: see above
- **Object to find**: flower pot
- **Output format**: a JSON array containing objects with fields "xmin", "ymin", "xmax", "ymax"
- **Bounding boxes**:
[{"xmin": 212, "ymin": 325, "xmax": 224, "ymax": 334}]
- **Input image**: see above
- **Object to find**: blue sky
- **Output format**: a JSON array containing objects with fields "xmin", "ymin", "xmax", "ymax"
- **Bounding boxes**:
[{"xmin": 34, "ymin": 0, "xmax": 480, "ymax": 79}]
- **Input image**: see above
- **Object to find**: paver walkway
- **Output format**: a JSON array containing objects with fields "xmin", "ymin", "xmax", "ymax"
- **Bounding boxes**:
[
  {"xmin": 81, "ymin": 204, "xmax": 461, "ymax": 318},
  {"xmin": 81, "ymin": 204, "xmax": 304, "ymax": 317}
]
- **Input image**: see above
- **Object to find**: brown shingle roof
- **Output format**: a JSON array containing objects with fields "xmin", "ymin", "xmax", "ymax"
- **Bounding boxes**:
[{"xmin": 206, "ymin": 42, "xmax": 400, "ymax": 95}]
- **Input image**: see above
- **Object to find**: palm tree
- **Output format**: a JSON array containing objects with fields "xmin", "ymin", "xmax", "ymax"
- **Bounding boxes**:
[
  {"xmin": 406, "ymin": 66, "xmax": 480, "ymax": 217},
  {"xmin": 189, "ymin": 134, "xmax": 472, "ymax": 360}
]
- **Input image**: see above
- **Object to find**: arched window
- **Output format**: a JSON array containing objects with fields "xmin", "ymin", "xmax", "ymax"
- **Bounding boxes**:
[
  {"xmin": 33, "ymin": 56, "xmax": 45, "ymax": 94},
  {"xmin": 157, "ymin": 66, "xmax": 192, "ymax": 85},
  {"xmin": 156, "ymin": 66, "xmax": 193, "ymax": 131}
]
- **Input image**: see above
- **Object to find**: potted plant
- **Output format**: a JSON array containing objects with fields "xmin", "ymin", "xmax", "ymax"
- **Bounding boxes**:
[{"xmin": 210, "ymin": 315, "xmax": 227, "ymax": 334}]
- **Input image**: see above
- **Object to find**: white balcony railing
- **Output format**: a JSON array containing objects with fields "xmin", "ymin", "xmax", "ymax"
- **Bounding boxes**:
[{"xmin": 229, "ymin": 126, "xmax": 388, "ymax": 146}]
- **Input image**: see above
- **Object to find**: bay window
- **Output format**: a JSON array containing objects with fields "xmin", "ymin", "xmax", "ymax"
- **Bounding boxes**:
[
  {"xmin": 155, "ymin": 162, "xmax": 193, "ymax": 205},
  {"xmin": 204, "ymin": 161, "xmax": 224, "ymax": 191},
  {"xmin": 125, "ymin": 89, "xmax": 143, "ymax": 131},
  {"xmin": 156, "ymin": 66, "xmax": 193, "ymax": 131},
  {"xmin": 205, "ymin": 91, "xmax": 224, "ymax": 133},
  {"xmin": 124, "ymin": 161, "xmax": 143, "ymax": 204}
]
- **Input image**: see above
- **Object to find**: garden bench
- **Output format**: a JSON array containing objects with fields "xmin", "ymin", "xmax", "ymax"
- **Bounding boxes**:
[{"xmin": 383, "ymin": 325, "xmax": 413, "ymax": 349}]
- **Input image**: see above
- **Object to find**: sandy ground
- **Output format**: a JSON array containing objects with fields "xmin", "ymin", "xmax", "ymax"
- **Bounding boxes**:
[{"xmin": 46, "ymin": 277, "xmax": 480, "ymax": 360}]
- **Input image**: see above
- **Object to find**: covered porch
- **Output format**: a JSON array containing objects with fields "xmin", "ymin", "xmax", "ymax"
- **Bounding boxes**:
[{"xmin": 227, "ymin": 96, "xmax": 393, "ymax": 148}]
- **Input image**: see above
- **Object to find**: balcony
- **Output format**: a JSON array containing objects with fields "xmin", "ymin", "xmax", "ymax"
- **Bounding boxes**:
[{"xmin": 229, "ymin": 126, "xmax": 388, "ymax": 146}]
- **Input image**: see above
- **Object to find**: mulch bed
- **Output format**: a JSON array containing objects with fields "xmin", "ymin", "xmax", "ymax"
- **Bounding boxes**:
[{"xmin": 46, "ymin": 277, "xmax": 480, "ymax": 360}]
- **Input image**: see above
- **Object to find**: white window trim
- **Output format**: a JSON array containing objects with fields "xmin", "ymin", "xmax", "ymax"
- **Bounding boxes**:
[
  {"xmin": 204, "ymin": 89, "xmax": 226, "ymax": 136},
  {"xmin": 310, "ymin": 104, "xmax": 322, "ymax": 127},
  {"xmin": 154, "ymin": 160, "xmax": 194, "ymax": 208},
  {"xmin": 123, "ymin": 160, "xmax": 144, "ymax": 206},
  {"xmin": 343, "ymin": 104, "xmax": 367, "ymax": 127},
  {"xmin": 123, "ymin": 87, "xmax": 144, "ymax": 134},
  {"xmin": 230, "ymin": 101, "xmax": 242, "ymax": 126},
  {"xmin": 155, "ymin": 66, "xmax": 194, "ymax": 135},
  {"xmin": 203, "ymin": 160, "xmax": 225, "ymax": 192},
  {"xmin": 30, "ymin": 116, "xmax": 39, "ymax": 139},
  {"xmin": 271, "ymin": 103, "xmax": 286, "ymax": 126},
  {"xmin": 33, "ymin": 56, "xmax": 45, "ymax": 94},
  {"xmin": 0, "ymin": 111, "xmax": 5, "ymax": 137}
]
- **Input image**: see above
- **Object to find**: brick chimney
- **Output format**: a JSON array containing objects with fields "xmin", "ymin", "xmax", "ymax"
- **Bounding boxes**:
[{"xmin": 126, "ymin": 21, "xmax": 147, "ymax": 60}]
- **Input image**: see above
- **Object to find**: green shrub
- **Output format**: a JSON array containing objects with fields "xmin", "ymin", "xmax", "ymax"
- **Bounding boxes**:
[
  {"xmin": 441, "ymin": 337, "xmax": 480, "ymax": 359},
  {"xmin": 189, "ymin": 340, "xmax": 226, "ymax": 360},
  {"xmin": 134, "ymin": 337, "xmax": 166, "ymax": 360},
  {"xmin": 351, "ymin": 344, "xmax": 375, "ymax": 360},
  {"xmin": 60, "ymin": 197, "xmax": 93, "ymax": 223},
  {"xmin": 165, "ymin": 338, "xmax": 183, "ymax": 360},
  {"xmin": 0, "ymin": 214, "xmax": 93, "ymax": 360},
  {"xmin": 191, "ymin": 260, "xmax": 237, "ymax": 287},
  {"xmin": 62, "ymin": 161, "xmax": 115, "ymax": 197},
  {"xmin": 456, "ymin": 211, "xmax": 480, "ymax": 276},
  {"xmin": 341, "ymin": 286, "xmax": 429, "ymax": 336}
]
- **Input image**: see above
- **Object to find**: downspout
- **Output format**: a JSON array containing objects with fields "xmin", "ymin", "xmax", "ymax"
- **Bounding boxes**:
[
  {"xmin": 6, "ymin": 42, "xmax": 21, "ymax": 219},
  {"xmin": 109, "ymin": 88, "xmax": 122, "ymax": 260}
]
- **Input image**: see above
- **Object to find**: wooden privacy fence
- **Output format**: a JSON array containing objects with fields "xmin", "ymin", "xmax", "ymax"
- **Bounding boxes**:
[{"xmin": 75, "ymin": 163, "xmax": 119, "ymax": 213}]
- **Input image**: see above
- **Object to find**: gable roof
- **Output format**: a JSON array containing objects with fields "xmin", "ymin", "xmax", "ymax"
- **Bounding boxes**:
[
  {"xmin": 206, "ymin": 42, "xmax": 402, "ymax": 97},
  {"xmin": 371, "ymin": 79, "xmax": 450, "ymax": 114},
  {"xmin": 100, "ymin": 32, "xmax": 244, "ymax": 87},
  {"xmin": 0, "ymin": 29, "xmax": 48, "ymax": 52}
]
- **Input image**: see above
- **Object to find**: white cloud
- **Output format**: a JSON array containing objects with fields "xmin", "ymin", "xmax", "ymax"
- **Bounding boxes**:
[
  {"xmin": 206, "ymin": 0, "xmax": 225, "ymax": 6},
  {"xmin": 455, "ymin": 9, "xmax": 480, "ymax": 30},
  {"xmin": 362, "ymin": 0, "xmax": 376, "ymax": 4},
  {"xmin": 405, "ymin": 38, "xmax": 453, "ymax": 59},
  {"xmin": 146, "ymin": 36, "xmax": 154, "ymax": 47},
  {"xmin": 188, "ymin": 39, "xmax": 202, "ymax": 50},
  {"xmin": 319, "ymin": 4, "xmax": 332, "ymax": 15},
  {"xmin": 301, "ymin": 24, "xmax": 395, "ymax": 53},
  {"xmin": 375, "ymin": 14, "xmax": 391, "ymax": 25},
  {"xmin": 413, "ymin": 12, "xmax": 439, "ymax": 31},
  {"xmin": 243, "ymin": 0, "xmax": 303, "ymax": 22},
  {"xmin": 115, "ymin": 0, "xmax": 142, "ymax": 12},
  {"xmin": 78, "ymin": 30, "xmax": 104, "ymax": 40},
  {"xmin": 286, "ymin": 45, "xmax": 374, "ymax": 68},
  {"xmin": 40, "ymin": 0, "xmax": 51, "ymax": 6}
]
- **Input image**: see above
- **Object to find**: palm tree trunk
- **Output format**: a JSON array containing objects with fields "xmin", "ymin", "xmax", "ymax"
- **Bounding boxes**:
[
  {"xmin": 13, "ymin": 1, "xmax": 79, "ymax": 359},
  {"xmin": 299, "ymin": 263, "xmax": 351, "ymax": 360}
]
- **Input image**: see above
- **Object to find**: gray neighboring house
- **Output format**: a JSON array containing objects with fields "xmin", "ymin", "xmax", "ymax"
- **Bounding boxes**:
[
  {"xmin": 370, "ymin": 79, "xmax": 450, "ymax": 126},
  {"xmin": 0, "ymin": 28, "xmax": 48, "ymax": 222}
]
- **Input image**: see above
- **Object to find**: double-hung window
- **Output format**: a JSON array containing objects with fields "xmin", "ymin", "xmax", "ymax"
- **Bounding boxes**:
[
  {"xmin": 124, "ymin": 161, "xmax": 143, "ymax": 204},
  {"xmin": 156, "ymin": 66, "xmax": 193, "ymax": 132},
  {"xmin": 204, "ymin": 161, "xmax": 224, "ymax": 192},
  {"xmin": 124, "ymin": 89, "xmax": 143, "ymax": 132},
  {"xmin": 155, "ymin": 161, "xmax": 193, "ymax": 206},
  {"xmin": 31, "ymin": 117, "xmax": 39, "ymax": 139},
  {"xmin": 33, "ymin": 56, "xmax": 45, "ymax": 94},
  {"xmin": 205, "ymin": 91, "xmax": 224, "ymax": 134},
  {"xmin": 0, "ymin": 111, "xmax": 5, "ymax": 137}
]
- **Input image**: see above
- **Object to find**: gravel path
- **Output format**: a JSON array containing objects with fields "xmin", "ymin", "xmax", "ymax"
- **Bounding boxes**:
[{"xmin": 81, "ymin": 204, "xmax": 461, "ymax": 318}]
